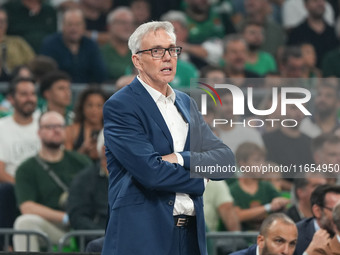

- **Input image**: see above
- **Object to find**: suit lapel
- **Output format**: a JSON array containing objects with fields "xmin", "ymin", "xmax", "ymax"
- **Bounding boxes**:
[{"xmin": 130, "ymin": 78, "xmax": 174, "ymax": 151}]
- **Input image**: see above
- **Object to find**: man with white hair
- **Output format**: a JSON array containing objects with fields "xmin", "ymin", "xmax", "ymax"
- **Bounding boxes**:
[
  {"xmin": 100, "ymin": 7, "xmax": 135, "ymax": 82},
  {"xmin": 102, "ymin": 21, "xmax": 234, "ymax": 255}
]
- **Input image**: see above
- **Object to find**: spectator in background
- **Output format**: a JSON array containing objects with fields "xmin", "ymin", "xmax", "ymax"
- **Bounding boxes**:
[
  {"xmin": 39, "ymin": 70, "xmax": 74, "ymax": 125},
  {"xmin": 239, "ymin": 0, "xmax": 285, "ymax": 57},
  {"xmin": 159, "ymin": 11, "xmax": 199, "ymax": 88},
  {"xmin": 67, "ymin": 129, "xmax": 108, "ymax": 232},
  {"xmin": 282, "ymin": 0, "xmax": 334, "ymax": 30},
  {"xmin": 184, "ymin": 0, "xmax": 235, "ymax": 68},
  {"xmin": 49, "ymin": 0, "xmax": 79, "ymax": 11},
  {"xmin": 0, "ymin": 77, "xmax": 40, "ymax": 185},
  {"xmin": 115, "ymin": 74, "xmax": 135, "ymax": 91},
  {"xmin": 222, "ymin": 35, "xmax": 261, "ymax": 88},
  {"xmin": 79, "ymin": 0, "xmax": 112, "ymax": 45},
  {"xmin": 322, "ymin": 37, "xmax": 340, "ymax": 78},
  {"xmin": 242, "ymin": 21, "xmax": 277, "ymax": 76},
  {"xmin": 230, "ymin": 213, "xmax": 298, "ymax": 255},
  {"xmin": 215, "ymin": 91, "xmax": 265, "ymax": 153},
  {"xmin": 287, "ymin": 0, "xmax": 338, "ymax": 68},
  {"xmin": 294, "ymin": 185, "xmax": 340, "ymax": 255},
  {"xmin": 229, "ymin": 143, "xmax": 290, "ymax": 231},
  {"xmin": 301, "ymin": 43, "xmax": 321, "ymax": 78},
  {"xmin": 279, "ymin": 46, "xmax": 306, "ymax": 78},
  {"xmin": 3, "ymin": 0, "xmax": 57, "ymax": 53},
  {"xmin": 130, "ymin": 0, "xmax": 151, "ymax": 27},
  {"xmin": 13, "ymin": 111, "xmax": 91, "ymax": 251},
  {"xmin": 0, "ymin": 9, "xmax": 35, "ymax": 81},
  {"xmin": 161, "ymin": 10, "xmax": 223, "ymax": 69},
  {"xmin": 28, "ymin": 55, "xmax": 58, "ymax": 83},
  {"xmin": 305, "ymin": 201, "xmax": 340, "ymax": 255},
  {"xmin": 65, "ymin": 87, "xmax": 107, "ymax": 161},
  {"xmin": 200, "ymin": 65, "xmax": 226, "ymax": 82},
  {"xmin": 263, "ymin": 96, "xmax": 314, "ymax": 173},
  {"xmin": 286, "ymin": 175, "xmax": 327, "ymax": 222},
  {"xmin": 41, "ymin": 8, "xmax": 106, "ymax": 83},
  {"xmin": 10, "ymin": 64, "xmax": 33, "ymax": 80},
  {"xmin": 311, "ymin": 134, "xmax": 340, "ymax": 184},
  {"xmin": 0, "ymin": 65, "xmax": 34, "ymax": 117},
  {"xmin": 100, "ymin": 7, "xmax": 135, "ymax": 82},
  {"xmin": 300, "ymin": 82, "xmax": 340, "ymax": 138},
  {"xmin": 203, "ymin": 180, "xmax": 240, "ymax": 232},
  {"xmin": 0, "ymin": 77, "xmax": 40, "ymax": 248}
]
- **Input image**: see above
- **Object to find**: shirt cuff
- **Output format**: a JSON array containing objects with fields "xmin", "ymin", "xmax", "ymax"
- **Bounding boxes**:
[{"xmin": 175, "ymin": 152, "xmax": 184, "ymax": 166}]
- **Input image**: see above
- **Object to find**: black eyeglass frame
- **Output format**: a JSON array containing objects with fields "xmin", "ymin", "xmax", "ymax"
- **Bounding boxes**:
[{"xmin": 135, "ymin": 46, "xmax": 182, "ymax": 58}]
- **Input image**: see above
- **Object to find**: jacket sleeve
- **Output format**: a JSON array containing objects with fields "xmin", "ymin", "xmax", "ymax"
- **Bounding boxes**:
[
  {"xmin": 103, "ymin": 95, "xmax": 205, "ymax": 196},
  {"xmin": 179, "ymin": 98, "xmax": 235, "ymax": 179}
]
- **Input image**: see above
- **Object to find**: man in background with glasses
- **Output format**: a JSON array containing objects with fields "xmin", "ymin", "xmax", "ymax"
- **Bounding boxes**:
[
  {"xmin": 102, "ymin": 21, "xmax": 234, "ymax": 255},
  {"xmin": 294, "ymin": 184, "xmax": 340, "ymax": 255},
  {"xmin": 13, "ymin": 111, "xmax": 92, "ymax": 251}
]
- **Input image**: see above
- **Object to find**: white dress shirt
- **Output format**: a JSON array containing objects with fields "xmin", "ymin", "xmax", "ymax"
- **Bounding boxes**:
[{"xmin": 137, "ymin": 76, "xmax": 195, "ymax": 216}]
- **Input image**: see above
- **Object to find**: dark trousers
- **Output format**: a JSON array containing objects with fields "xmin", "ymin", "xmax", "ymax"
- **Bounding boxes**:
[
  {"xmin": 0, "ymin": 182, "xmax": 19, "ymax": 250},
  {"xmin": 168, "ymin": 216, "xmax": 201, "ymax": 255}
]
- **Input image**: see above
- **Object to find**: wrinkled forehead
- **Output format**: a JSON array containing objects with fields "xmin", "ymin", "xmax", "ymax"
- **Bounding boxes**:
[
  {"xmin": 140, "ymin": 29, "xmax": 176, "ymax": 49},
  {"xmin": 266, "ymin": 221, "xmax": 297, "ymax": 240}
]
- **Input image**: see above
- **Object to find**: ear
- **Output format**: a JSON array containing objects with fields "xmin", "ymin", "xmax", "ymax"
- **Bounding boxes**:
[
  {"xmin": 296, "ymin": 188, "xmax": 304, "ymax": 200},
  {"xmin": 132, "ymin": 54, "xmax": 142, "ymax": 72},
  {"xmin": 312, "ymin": 204, "xmax": 322, "ymax": 219},
  {"xmin": 257, "ymin": 235, "xmax": 265, "ymax": 249},
  {"xmin": 44, "ymin": 90, "xmax": 50, "ymax": 100}
]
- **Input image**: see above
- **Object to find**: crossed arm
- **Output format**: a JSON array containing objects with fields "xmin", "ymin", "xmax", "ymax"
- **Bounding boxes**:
[{"xmin": 103, "ymin": 96, "xmax": 234, "ymax": 195}]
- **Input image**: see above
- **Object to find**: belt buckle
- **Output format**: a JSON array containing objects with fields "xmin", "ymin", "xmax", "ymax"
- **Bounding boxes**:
[{"xmin": 176, "ymin": 217, "xmax": 188, "ymax": 227}]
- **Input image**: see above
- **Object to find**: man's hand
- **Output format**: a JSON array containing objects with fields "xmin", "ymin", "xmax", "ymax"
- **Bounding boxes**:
[
  {"xmin": 305, "ymin": 229, "xmax": 330, "ymax": 255},
  {"xmin": 162, "ymin": 153, "xmax": 178, "ymax": 164},
  {"xmin": 270, "ymin": 197, "xmax": 290, "ymax": 211}
]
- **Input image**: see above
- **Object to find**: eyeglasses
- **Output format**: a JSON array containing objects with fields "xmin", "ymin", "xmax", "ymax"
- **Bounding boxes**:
[
  {"xmin": 322, "ymin": 206, "xmax": 333, "ymax": 212},
  {"xmin": 40, "ymin": 124, "xmax": 65, "ymax": 130},
  {"xmin": 135, "ymin": 47, "xmax": 182, "ymax": 59}
]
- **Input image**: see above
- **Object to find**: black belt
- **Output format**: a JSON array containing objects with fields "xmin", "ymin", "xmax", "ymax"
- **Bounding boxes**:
[{"xmin": 174, "ymin": 215, "xmax": 196, "ymax": 227}]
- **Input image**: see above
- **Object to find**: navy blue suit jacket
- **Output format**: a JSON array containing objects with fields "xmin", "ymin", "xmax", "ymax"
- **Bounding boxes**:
[
  {"xmin": 230, "ymin": 244, "xmax": 257, "ymax": 255},
  {"xmin": 294, "ymin": 217, "xmax": 316, "ymax": 255},
  {"xmin": 101, "ymin": 77, "xmax": 234, "ymax": 255}
]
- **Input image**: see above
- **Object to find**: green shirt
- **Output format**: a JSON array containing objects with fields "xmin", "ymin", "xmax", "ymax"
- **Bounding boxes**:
[
  {"xmin": 170, "ymin": 60, "xmax": 199, "ymax": 89},
  {"xmin": 100, "ymin": 43, "xmax": 133, "ymax": 81},
  {"xmin": 38, "ymin": 97, "xmax": 74, "ymax": 126},
  {"xmin": 4, "ymin": 0, "xmax": 57, "ymax": 53},
  {"xmin": 229, "ymin": 180, "xmax": 280, "ymax": 231},
  {"xmin": 15, "ymin": 150, "xmax": 91, "ymax": 210},
  {"xmin": 245, "ymin": 51, "xmax": 277, "ymax": 76},
  {"xmin": 186, "ymin": 8, "xmax": 234, "ymax": 44},
  {"xmin": 322, "ymin": 47, "xmax": 340, "ymax": 77}
]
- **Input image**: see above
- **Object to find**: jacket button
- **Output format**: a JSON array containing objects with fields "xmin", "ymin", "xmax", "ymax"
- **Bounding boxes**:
[{"xmin": 168, "ymin": 200, "xmax": 174, "ymax": 206}]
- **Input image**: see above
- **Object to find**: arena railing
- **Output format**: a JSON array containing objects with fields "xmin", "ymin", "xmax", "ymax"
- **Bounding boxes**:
[{"xmin": 0, "ymin": 228, "xmax": 52, "ymax": 252}]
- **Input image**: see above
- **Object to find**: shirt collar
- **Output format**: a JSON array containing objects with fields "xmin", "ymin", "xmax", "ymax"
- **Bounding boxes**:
[
  {"xmin": 337, "ymin": 234, "xmax": 340, "ymax": 243},
  {"xmin": 313, "ymin": 218, "xmax": 320, "ymax": 231},
  {"xmin": 256, "ymin": 245, "xmax": 259, "ymax": 255},
  {"xmin": 137, "ymin": 76, "xmax": 176, "ymax": 103}
]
